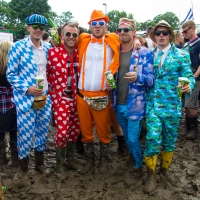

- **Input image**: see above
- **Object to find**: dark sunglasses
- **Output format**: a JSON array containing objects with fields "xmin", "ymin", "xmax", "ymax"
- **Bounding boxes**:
[
  {"xmin": 154, "ymin": 30, "xmax": 170, "ymax": 36},
  {"xmin": 91, "ymin": 21, "xmax": 106, "ymax": 27},
  {"xmin": 65, "ymin": 32, "xmax": 78, "ymax": 38},
  {"xmin": 182, "ymin": 27, "xmax": 192, "ymax": 34},
  {"xmin": 32, "ymin": 24, "xmax": 45, "ymax": 31},
  {"xmin": 116, "ymin": 28, "xmax": 133, "ymax": 33}
]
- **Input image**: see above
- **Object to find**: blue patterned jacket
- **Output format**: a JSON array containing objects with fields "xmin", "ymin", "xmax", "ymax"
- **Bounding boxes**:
[
  {"xmin": 114, "ymin": 46, "xmax": 154, "ymax": 120},
  {"xmin": 6, "ymin": 37, "xmax": 51, "ymax": 112},
  {"xmin": 146, "ymin": 44, "xmax": 195, "ymax": 118}
]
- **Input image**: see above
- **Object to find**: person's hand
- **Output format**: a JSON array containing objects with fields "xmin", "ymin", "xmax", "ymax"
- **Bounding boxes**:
[
  {"xmin": 124, "ymin": 72, "xmax": 137, "ymax": 82},
  {"xmin": 106, "ymin": 82, "xmax": 113, "ymax": 91},
  {"xmin": 133, "ymin": 38, "xmax": 141, "ymax": 50},
  {"xmin": 182, "ymin": 85, "xmax": 190, "ymax": 94},
  {"xmin": 27, "ymin": 86, "xmax": 43, "ymax": 96}
]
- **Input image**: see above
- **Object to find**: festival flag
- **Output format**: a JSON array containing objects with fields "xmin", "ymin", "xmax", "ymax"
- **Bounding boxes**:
[{"xmin": 183, "ymin": 8, "xmax": 194, "ymax": 23}]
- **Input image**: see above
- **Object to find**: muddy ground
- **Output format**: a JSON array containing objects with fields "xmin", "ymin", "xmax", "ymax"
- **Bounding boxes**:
[{"xmin": 2, "ymin": 111, "xmax": 200, "ymax": 200}]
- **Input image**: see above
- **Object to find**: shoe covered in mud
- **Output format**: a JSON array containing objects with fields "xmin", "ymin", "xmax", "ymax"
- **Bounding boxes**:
[
  {"xmin": 66, "ymin": 142, "xmax": 79, "ymax": 170},
  {"xmin": 142, "ymin": 167, "xmax": 157, "ymax": 194},
  {"xmin": 160, "ymin": 168, "xmax": 178, "ymax": 186},
  {"xmin": 35, "ymin": 151, "xmax": 47, "ymax": 174},
  {"xmin": 186, "ymin": 117, "xmax": 199, "ymax": 140},
  {"xmin": 13, "ymin": 158, "xmax": 29, "ymax": 188},
  {"xmin": 117, "ymin": 136, "xmax": 128, "ymax": 156},
  {"xmin": 79, "ymin": 142, "xmax": 95, "ymax": 175}
]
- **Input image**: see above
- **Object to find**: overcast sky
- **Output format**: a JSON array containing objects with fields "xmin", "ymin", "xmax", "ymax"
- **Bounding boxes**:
[{"xmin": 48, "ymin": 0, "xmax": 200, "ymax": 29}]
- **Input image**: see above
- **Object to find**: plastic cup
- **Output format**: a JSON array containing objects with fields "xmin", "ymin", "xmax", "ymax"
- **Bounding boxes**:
[
  {"xmin": 36, "ymin": 76, "xmax": 44, "ymax": 89},
  {"xmin": 177, "ymin": 77, "xmax": 190, "ymax": 98}
]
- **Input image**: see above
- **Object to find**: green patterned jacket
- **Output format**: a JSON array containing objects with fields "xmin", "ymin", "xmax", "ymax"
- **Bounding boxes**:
[{"xmin": 146, "ymin": 43, "xmax": 195, "ymax": 118}]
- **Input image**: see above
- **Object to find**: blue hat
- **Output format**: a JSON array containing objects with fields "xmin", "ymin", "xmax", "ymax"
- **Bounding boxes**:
[{"xmin": 25, "ymin": 14, "xmax": 48, "ymax": 25}]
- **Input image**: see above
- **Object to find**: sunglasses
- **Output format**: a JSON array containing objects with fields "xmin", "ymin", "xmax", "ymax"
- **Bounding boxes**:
[
  {"xmin": 65, "ymin": 32, "xmax": 78, "ymax": 38},
  {"xmin": 91, "ymin": 21, "xmax": 106, "ymax": 27},
  {"xmin": 116, "ymin": 28, "xmax": 133, "ymax": 33},
  {"xmin": 182, "ymin": 27, "xmax": 192, "ymax": 34},
  {"xmin": 154, "ymin": 30, "xmax": 170, "ymax": 36},
  {"xmin": 32, "ymin": 24, "xmax": 45, "ymax": 31}
]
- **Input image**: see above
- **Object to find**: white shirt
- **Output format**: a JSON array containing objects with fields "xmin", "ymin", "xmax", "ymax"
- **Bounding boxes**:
[
  {"xmin": 146, "ymin": 38, "xmax": 154, "ymax": 50},
  {"xmin": 154, "ymin": 44, "xmax": 171, "ymax": 66},
  {"xmin": 29, "ymin": 39, "xmax": 48, "ymax": 92},
  {"xmin": 78, "ymin": 41, "xmax": 113, "ymax": 91}
]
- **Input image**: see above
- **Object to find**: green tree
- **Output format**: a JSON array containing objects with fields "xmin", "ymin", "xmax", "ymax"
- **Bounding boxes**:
[
  {"xmin": 0, "ymin": 0, "xmax": 12, "ymax": 28},
  {"xmin": 8, "ymin": 0, "xmax": 52, "ymax": 38},
  {"xmin": 53, "ymin": 11, "xmax": 74, "ymax": 27},
  {"xmin": 107, "ymin": 10, "xmax": 134, "ymax": 33},
  {"xmin": 137, "ymin": 12, "xmax": 180, "ymax": 31}
]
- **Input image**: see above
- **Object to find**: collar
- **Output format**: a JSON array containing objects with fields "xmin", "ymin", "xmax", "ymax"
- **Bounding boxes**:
[
  {"xmin": 91, "ymin": 36, "xmax": 104, "ymax": 44},
  {"xmin": 28, "ymin": 37, "xmax": 43, "ymax": 50},
  {"xmin": 156, "ymin": 44, "xmax": 171, "ymax": 54}
]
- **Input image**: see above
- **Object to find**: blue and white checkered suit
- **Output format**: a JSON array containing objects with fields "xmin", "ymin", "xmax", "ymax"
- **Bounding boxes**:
[{"xmin": 6, "ymin": 37, "xmax": 52, "ymax": 159}]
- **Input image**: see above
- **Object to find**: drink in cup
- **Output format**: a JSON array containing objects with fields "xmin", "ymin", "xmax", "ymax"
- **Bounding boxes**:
[
  {"xmin": 105, "ymin": 70, "xmax": 116, "ymax": 89},
  {"xmin": 36, "ymin": 76, "xmax": 44, "ymax": 90},
  {"xmin": 177, "ymin": 77, "xmax": 190, "ymax": 98}
]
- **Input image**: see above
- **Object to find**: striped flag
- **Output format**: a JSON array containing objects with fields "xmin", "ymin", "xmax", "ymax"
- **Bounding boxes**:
[{"xmin": 183, "ymin": 8, "xmax": 194, "ymax": 23}]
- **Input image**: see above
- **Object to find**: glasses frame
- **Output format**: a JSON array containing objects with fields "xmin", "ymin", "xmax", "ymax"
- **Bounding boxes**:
[
  {"xmin": 90, "ymin": 21, "xmax": 106, "ymax": 27},
  {"xmin": 182, "ymin": 27, "xmax": 192, "ymax": 34},
  {"xmin": 65, "ymin": 32, "xmax": 78, "ymax": 38},
  {"xmin": 117, "ymin": 28, "xmax": 134, "ymax": 33},
  {"xmin": 154, "ymin": 30, "xmax": 170, "ymax": 36},
  {"xmin": 32, "ymin": 24, "xmax": 45, "ymax": 31}
]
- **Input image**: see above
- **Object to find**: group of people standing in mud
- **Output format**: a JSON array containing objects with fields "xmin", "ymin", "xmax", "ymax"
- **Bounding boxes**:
[{"xmin": 0, "ymin": 9, "xmax": 200, "ymax": 194}]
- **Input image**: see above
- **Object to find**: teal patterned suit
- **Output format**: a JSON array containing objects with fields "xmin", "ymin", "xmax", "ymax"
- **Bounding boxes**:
[{"xmin": 144, "ymin": 44, "xmax": 195, "ymax": 156}]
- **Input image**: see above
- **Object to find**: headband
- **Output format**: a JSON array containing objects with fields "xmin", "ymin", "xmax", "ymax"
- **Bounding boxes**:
[{"xmin": 119, "ymin": 21, "xmax": 133, "ymax": 28}]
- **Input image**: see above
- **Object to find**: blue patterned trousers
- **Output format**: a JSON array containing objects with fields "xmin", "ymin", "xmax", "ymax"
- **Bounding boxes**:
[
  {"xmin": 116, "ymin": 104, "xmax": 143, "ymax": 168},
  {"xmin": 17, "ymin": 95, "xmax": 52, "ymax": 159},
  {"xmin": 144, "ymin": 108, "xmax": 180, "ymax": 157}
]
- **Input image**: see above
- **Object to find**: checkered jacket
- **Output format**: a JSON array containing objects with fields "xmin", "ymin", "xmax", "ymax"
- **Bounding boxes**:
[{"xmin": 6, "ymin": 37, "xmax": 51, "ymax": 112}]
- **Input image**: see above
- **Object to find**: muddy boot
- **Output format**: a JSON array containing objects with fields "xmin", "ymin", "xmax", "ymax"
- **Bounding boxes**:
[
  {"xmin": 185, "ymin": 115, "xmax": 190, "ymax": 135},
  {"xmin": 76, "ymin": 134, "xmax": 86, "ymax": 156},
  {"xmin": 35, "ymin": 151, "xmax": 46, "ymax": 174},
  {"xmin": 79, "ymin": 142, "xmax": 95, "ymax": 175},
  {"xmin": 13, "ymin": 158, "xmax": 29, "ymax": 187},
  {"xmin": 186, "ymin": 116, "xmax": 199, "ymax": 140},
  {"xmin": 142, "ymin": 155, "xmax": 157, "ymax": 194},
  {"xmin": 0, "ymin": 141, "xmax": 8, "ymax": 166},
  {"xmin": 117, "ymin": 136, "xmax": 128, "ymax": 156},
  {"xmin": 10, "ymin": 141, "xmax": 19, "ymax": 167},
  {"xmin": 160, "ymin": 151, "xmax": 177, "ymax": 186},
  {"xmin": 66, "ymin": 142, "xmax": 79, "ymax": 170},
  {"xmin": 99, "ymin": 143, "xmax": 109, "ymax": 174},
  {"xmin": 55, "ymin": 147, "xmax": 66, "ymax": 191}
]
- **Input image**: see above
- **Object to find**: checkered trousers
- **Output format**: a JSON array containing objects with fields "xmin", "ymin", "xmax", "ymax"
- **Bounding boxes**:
[{"xmin": 17, "ymin": 95, "xmax": 52, "ymax": 159}]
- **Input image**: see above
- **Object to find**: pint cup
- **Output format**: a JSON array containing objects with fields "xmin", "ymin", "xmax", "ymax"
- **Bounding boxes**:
[
  {"xmin": 36, "ymin": 76, "xmax": 44, "ymax": 90},
  {"xmin": 177, "ymin": 77, "xmax": 190, "ymax": 98},
  {"xmin": 105, "ymin": 70, "xmax": 116, "ymax": 89}
]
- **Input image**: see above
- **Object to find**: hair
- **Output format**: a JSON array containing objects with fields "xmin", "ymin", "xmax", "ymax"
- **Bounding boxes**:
[
  {"xmin": 174, "ymin": 30, "xmax": 181, "ymax": 38},
  {"xmin": 42, "ymin": 31, "xmax": 50, "ymax": 41},
  {"xmin": 136, "ymin": 36, "xmax": 148, "ymax": 48},
  {"xmin": 0, "ymin": 41, "xmax": 12, "ymax": 75},
  {"xmin": 78, "ymin": 26, "xmax": 87, "ymax": 35},
  {"xmin": 61, "ymin": 22, "xmax": 79, "ymax": 35},
  {"xmin": 118, "ymin": 18, "xmax": 136, "ymax": 30},
  {"xmin": 182, "ymin": 20, "xmax": 196, "ymax": 30},
  {"xmin": 147, "ymin": 26, "xmax": 153, "ymax": 34}
]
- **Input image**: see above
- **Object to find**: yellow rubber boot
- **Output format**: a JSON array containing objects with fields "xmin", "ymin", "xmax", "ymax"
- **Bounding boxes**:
[
  {"xmin": 160, "ymin": 151, "xmax": 177, "ymax": 186},
  {"xmin": 142, "ymin": 155, "xmax": 157, "ymax": 194}
]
